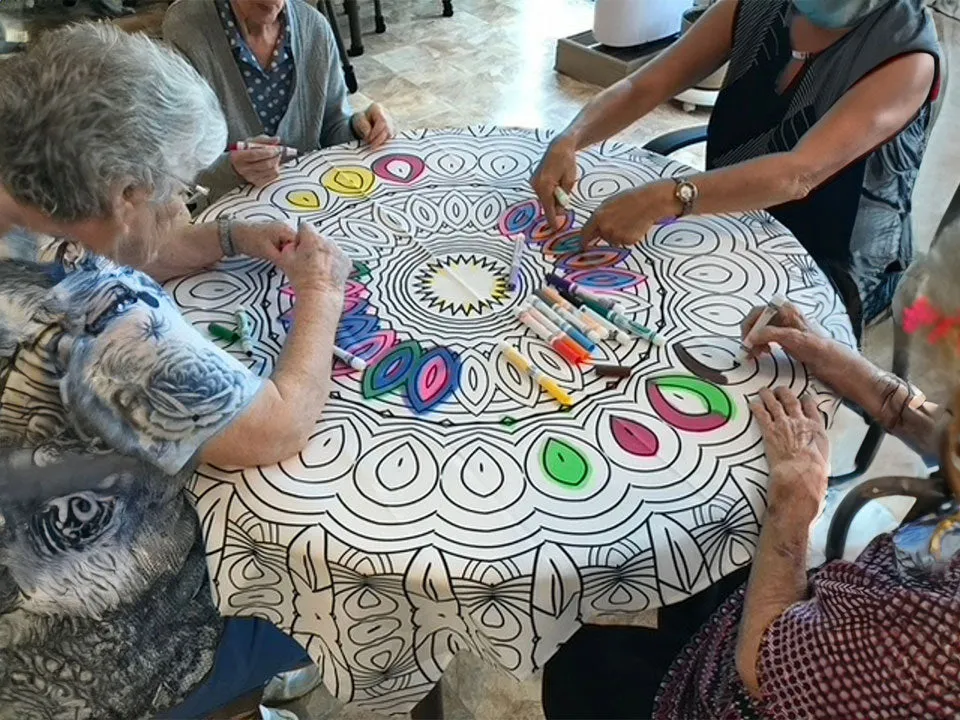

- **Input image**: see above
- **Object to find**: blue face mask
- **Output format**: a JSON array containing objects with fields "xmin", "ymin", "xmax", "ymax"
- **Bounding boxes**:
[{"xmin": 792, "ymin": 0, "xmax": 889, "ymax": 29}]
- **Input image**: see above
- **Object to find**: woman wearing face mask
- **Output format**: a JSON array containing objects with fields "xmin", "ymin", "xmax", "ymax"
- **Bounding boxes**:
[
  {"xmin": 163, "ymin": 0, "xmax": 396, "ymax": 200},
  {"xmin": 532, "ymin": 0, "xmax": 941, "ymax": 337}
]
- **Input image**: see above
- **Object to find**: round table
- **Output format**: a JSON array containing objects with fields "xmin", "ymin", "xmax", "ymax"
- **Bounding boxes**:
[{"xmin": 171, "ymin": 127, "xmax": 855, "ymax": 716}]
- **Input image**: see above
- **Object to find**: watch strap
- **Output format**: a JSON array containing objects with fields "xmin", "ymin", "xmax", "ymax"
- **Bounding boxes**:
[
  {"xmin": 218, "ymin": 216, "xmax": 237, "ymax": 258},
  {"xmin": 673, "ymin": 177, "xmax": 700, "ymax": 217}
]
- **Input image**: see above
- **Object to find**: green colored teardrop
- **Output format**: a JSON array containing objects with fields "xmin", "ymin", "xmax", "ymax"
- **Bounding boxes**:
[{"xmin": 541, "ymin": 438, "xmax": 591, "ymax": 489}]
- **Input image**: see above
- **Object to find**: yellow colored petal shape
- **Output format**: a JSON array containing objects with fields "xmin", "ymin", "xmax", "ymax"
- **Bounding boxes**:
[{"xmin": 321, "ymin": 166, "xmax": 377, "ymax": 199}]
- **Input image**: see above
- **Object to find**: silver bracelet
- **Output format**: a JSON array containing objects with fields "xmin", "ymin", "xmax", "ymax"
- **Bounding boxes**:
[{"xmin": 218, "ymin": 216, "xmax": 237, "ymax": 257}]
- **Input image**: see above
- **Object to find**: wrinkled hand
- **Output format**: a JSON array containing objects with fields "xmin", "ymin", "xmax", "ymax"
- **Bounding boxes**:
[
  {"xmin": 742, "ymin": 301, "xmax": 829, "ymax": 376},
  {"xmin": 230, "ymin": 134, "xmax": 282, "ymax": 187},
  {"xmin": 276, "ymin": 222, "xmax": 351, "ymax": 297},
  {"xmin": 531, "ymin": 137, "xmax": 578, "ymax": 231},
  {"xmin": 231, "ymin": 221, "xmax": 297, "ymax": 265},
  {"xmin": 752, "ymin": 387, "xmax": 830, "ymax": 519},
  {"xmin": 352, "ymin": 104, "xmax": 395, "ymax": 149},
  {"xmin": 581, "ymin": 181, "xmax": 673, "ymax": 247}
]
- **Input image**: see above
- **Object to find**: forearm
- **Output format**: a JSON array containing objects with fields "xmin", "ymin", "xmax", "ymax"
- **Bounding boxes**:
[
  {"xmin": 201, "ymin": 289, "xmax": 343, "ymax": 467},
  {"xmin": 271, "ymin": 289, "xmax": 341, "ymax": 420},
  {"xmin": 644, "ymin": 152, "xmax": 816, "ymax": 221},
  {"xmin": 736, "ymin": 497, "xmax": 815, "ymax": 697},
  {"xmin": 142, "ymin": 221, "xmax": 223, "ymax": 282},
  {"xmin": 561, "ymin": 77, "xmax": 668, "ymax": 152},
  {"xmin": 782, "ymin": 332, "xmax": 939, "ymax": 456}
]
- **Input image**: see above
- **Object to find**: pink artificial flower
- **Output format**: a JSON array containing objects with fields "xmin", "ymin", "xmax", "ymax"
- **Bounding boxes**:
[{"xmin": 902, "ymin": 297, "xmax": 940, "ymax": 335}]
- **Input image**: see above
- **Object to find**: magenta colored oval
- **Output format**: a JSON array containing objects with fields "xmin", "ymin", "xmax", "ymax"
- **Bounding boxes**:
[
  {"xmin": 610, "ymin": 417, "xmax": 660, "ymax": 457},
  {"xmin": 371, "ymin": 153, "xmax": 427, "ymax": 185}
]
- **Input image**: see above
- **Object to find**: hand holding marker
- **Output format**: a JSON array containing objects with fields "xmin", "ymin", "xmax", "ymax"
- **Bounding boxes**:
[
  {"xmin": 229, "ymin": 140, "xmax": 299, "ymax": 164},
  {"xmin": 740, "ymin": 293, "xmax": 787, "ymax": 357}
]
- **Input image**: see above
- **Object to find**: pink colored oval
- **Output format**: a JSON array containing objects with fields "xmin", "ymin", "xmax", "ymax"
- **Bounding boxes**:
[
  {"xmin": 371, "ymin": 153, "xmax": 427, "ymax": 185},
  {"xmin": 610, "ymin": 417, "xmax": 660, "ymax": 457}
]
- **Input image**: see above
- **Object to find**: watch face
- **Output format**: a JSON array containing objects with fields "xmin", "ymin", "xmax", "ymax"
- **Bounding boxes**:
[{"xmin": 678, "ymin": 184, "xmax": 695, "ymax": 202}]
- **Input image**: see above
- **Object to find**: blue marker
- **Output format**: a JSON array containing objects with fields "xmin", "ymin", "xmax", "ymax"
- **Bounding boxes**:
[{"xmin": 531, "ymin": 297, "xmax": 596, "ymax": 352}]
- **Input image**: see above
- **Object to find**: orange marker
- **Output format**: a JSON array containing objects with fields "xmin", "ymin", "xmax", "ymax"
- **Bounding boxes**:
[{"xmin": 515, "ymin": 307, "xmax": 588, "ymax": 365}]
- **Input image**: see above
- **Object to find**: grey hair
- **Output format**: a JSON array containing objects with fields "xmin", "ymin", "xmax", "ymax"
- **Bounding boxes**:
[{"xmin": 0, "ymin": 22, "xmax": 227, "ymax": 222}]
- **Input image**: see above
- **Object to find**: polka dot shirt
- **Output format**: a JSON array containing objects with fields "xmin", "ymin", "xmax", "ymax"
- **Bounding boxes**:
[{"xmin": 215, "ymin": 0, "xmax": 295, "ymax": 137}]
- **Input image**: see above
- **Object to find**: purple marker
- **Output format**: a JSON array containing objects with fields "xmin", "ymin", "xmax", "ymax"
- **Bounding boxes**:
[
  {"xmin": 546, "ymin": 273, "xmax": 626, "ymax": 315},
  {"xmin": 507, "ymin": 234, "xmax": 524, "ymax": 291}
]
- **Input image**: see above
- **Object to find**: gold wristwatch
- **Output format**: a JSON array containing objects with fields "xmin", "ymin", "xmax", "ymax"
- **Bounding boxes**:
[{"xmin": 674, "ymin": 177, "xmax": 700, "ymax": 217}]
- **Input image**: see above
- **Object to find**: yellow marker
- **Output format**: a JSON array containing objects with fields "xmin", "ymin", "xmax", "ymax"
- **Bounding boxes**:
[{"xmin": 499, "ymin": 341, "xmax": 574, "ymax": 407}]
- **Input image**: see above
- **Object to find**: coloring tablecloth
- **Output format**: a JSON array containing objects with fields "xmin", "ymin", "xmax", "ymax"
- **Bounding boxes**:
[{"xmin": 170, "ymin": 126, "xmax": 856, "ymax": 716}]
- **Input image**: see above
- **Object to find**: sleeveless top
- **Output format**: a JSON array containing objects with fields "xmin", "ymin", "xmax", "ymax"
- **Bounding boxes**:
[{"xmin": 706, "ymin": 0, "xmax": 941, "ymax": 334}]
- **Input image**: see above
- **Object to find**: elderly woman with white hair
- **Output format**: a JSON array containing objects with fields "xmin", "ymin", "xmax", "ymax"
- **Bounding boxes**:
[
  {"xmin": 0, "ymin": 23, "xmax": 349, "ymax": 719},
  {"xmin": 164, "ymin": 0, "xmax": 395, "ymax": 199},
  {"xmin": 544, "ymin": 243, "xmax": 960, "ymax": 718}
]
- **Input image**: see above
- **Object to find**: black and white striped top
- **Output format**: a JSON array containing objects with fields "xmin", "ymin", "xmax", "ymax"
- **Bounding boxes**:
[{"xmin": 707, "ymin": 0, "xmax": 941, "ymax": 331}]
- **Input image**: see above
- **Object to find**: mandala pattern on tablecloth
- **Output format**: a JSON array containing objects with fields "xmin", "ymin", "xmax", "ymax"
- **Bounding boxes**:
[{"xmin": 170, "ymin": 126, "xmax": 855, "ymax": 715}]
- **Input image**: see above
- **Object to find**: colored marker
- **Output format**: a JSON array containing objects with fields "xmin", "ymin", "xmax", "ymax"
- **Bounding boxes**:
[
  {"xmin": 595, "ymin": 364, "xmax": 632, "ymax": 379},
  {"xmin": 229, "ymin": 141, "xmax": 299, "ymax": 163},
  {"xmin": 208, "ymin": 322, "xmax": 241, "ymax": 343},
  {"xmin": 334, "ymin": 345, "xmax": 367, "ymax": 371},
  {"xmin": 234, "ymin": 306, "xmax": 255, "ymax": 356},
  {"xmin": 507, "ymin": 234, "xmax": 524, "ymax": 291},
  {"xmin": 525, "ymin": 306, "xmax": 592, "ymax": 363},
  {"xmin": 499, "ymin": 341, "xmax": 574, "ymax": 407},
  {"xmin": 535, "ymin": 288, "xmax": 607, "ymax": 343},
  {"xmin": 579, "ymin": 306, "xmax": 631, "ymax": 345},
  {"xmin": 741, "ymin": 293, "xmax": 788, "ymax": 355},
  {"xmin": 554, "ymin": 304, "xmax": 605, "ymax": 344},
  {"xmin": 515, "ymin": 307, "xmax": 588, "ymax": 365},
  {"xmin": 536, "ymin": 287, "xmax": 607, "ymax": 337},
  {"xmin": 546, "ymin": 273, "xmax": 627, "ymax": 315},
  {"xmin": 531, "ymin": 298, "xmax": 596, "ymax": 352},
  {"xmin": 605, "ymin": 308, "xmax": 665, "ymax": 347},
  {"xmin": 554, "ymin": 186, "xmax": 572, "ymax": 210}
]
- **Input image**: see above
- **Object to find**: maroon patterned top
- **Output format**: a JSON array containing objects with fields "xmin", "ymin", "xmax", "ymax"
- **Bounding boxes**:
[{"xmin": 654, "ymin": 535, "xmax": 960, "ymax": 719}]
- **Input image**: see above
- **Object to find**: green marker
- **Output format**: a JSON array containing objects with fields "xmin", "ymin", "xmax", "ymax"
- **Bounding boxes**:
[
  {"xmin": 577, "ymin": 297, "xmax": 665, "ymax": 348},
  {"xmin": 208, "ymin": 322, "xmax": 240, "ymax": 343},
  {"xmin": 234, "ymin": 306, "xmax": 255, "ymax": 357},
  {"xmin": 608, "ymin": 310, "xmax": 665, "ymax": 348}
]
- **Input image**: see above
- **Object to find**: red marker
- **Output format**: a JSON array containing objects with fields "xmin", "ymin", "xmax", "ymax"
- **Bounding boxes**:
[{"xmin": 228, "ymin": 141, "xmax": 299, "ymax": 163}]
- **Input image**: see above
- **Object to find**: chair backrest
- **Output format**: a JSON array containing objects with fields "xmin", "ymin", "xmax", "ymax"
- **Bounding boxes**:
[{"xmin": 825, "ymin": 474, "xmax": 953, "ymax": 562}]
